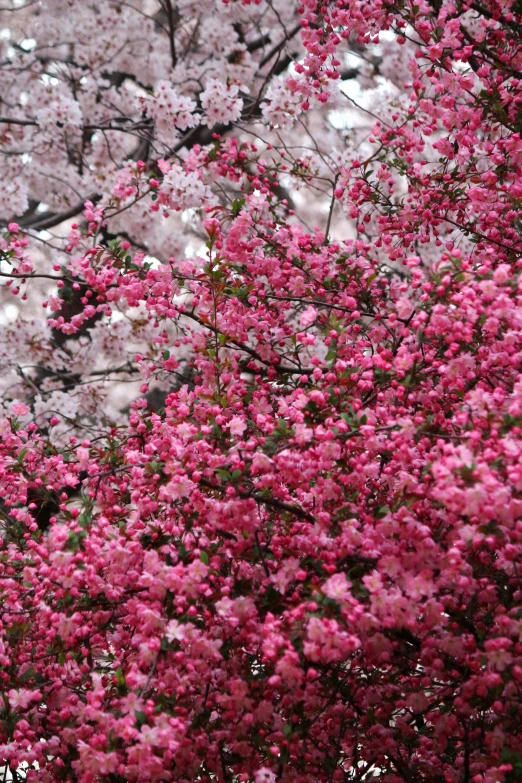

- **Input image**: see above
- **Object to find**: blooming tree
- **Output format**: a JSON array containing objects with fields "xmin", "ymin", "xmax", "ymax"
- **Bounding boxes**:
[{"xmin": 0, "ymin": 0, "xmax": 521, "ymax": 781}]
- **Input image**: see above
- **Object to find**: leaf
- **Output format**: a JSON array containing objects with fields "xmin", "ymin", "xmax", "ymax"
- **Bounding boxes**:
[
  {"xmin": 231, "ymin": 198, "xmax": 246, "ymax": 217},
  {"xmin": 200, "ymin": 550, "xmax": 209, "ymax": 565}
]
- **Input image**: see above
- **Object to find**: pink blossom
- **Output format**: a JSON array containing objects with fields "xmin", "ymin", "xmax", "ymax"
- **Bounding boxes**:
[
  {"xmin": 228, "ymin": 416, "xmax": 247, "ymax": 437},
  {"xmin": 0, "ymin": 1, "xmax": 520, "ymax": 780}
]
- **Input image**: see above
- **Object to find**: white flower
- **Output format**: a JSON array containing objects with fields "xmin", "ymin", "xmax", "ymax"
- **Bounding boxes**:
[
  {"xmin": 160, "ymin": 164, "xmax": 211, "ymax": 211},
  {"xmin": 34, "ymin": 390, "xmax": 79, "ymax": 422},
  {"xmin": 35, "ymin": 96, "xmax": 82, "ymax": 130},
  {"xmin": 262, "ymin": 77, "xmax": 302, "ymax": 128},
  {"xmin": 201, "ymin": 78, "xmax": 243, "ymax": 125},
  {"xmin": 0, "ymin": 181, "xmax": 28, "ymax": 221},
  {"xmin": 140, "ymin": 81, "xmax": 199, "ymax": 146}
]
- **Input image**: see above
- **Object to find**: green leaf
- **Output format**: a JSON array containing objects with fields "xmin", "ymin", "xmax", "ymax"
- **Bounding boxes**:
[
  {"xmin": 231, "ymin": 198, "xmax": 246, "ymax": 217},
  {"xmin": 65, "ymin": 529, "xmax": 87, "ymax": 552},
  {"xmin": 200, "ymin": 550, "xmax": 209, "ymax": 565}
]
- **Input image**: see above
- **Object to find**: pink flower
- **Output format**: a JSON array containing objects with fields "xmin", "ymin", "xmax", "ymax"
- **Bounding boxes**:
[
  {"xmin": 251, "ymin": 452, "xmax": 272, "ymax": 474},
  {"xmin": 11, "ymin": 402, "xmax": 29, "ymax": 416},
  {"xmin": 8, "ymin": 689, "xmax": 39, "ymax": 711},
  {"xmin": 323, "ymin": 573, "xmax": 351, "ymax": 601},
  {"xmin": 254, "ymin": 768, "xmax": 277, "ymax": 783},
  {"xmin": 165, "ymin": 619, "xmax": 186, "ymax": 643},
  {"xmin": 300, "ymin": 305, "xmax": 318, "ymax": 327},
  {"xmin": 228, "ymin": 416, "xmax": 247, "ymax": 437},
  {"xmin": 161, "ymin": 475, "xmax": 195, "ymax": 500}
]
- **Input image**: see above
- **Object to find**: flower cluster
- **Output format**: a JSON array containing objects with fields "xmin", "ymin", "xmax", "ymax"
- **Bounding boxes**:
[
  {"xmin": 200, "ymin": 78, "xmax": 244, "ymax": 125},
  {"xmin": 139, "ymin": 82, "xmax": 199, "ymax": 147}
]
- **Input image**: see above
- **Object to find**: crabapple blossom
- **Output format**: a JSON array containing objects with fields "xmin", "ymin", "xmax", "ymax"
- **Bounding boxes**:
[{"xmin": 0, "ymin": 0, "xmax": 521, "ymax": 782}]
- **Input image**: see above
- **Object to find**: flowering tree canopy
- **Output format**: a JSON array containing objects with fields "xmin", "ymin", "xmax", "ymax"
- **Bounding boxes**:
[{"xmin": 0, "ymin": 0, "xmax": 521, "ymax": 781}]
